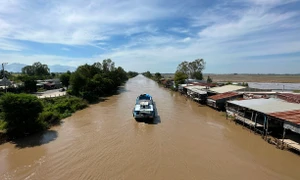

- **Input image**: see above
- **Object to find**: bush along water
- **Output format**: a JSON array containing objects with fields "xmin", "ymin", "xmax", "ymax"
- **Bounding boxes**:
[
  {"xmin": 0, "ymin": 93, "xmax": 46, "ymax": 137},
  {"xmin": 40, "ymin": 96, "xmax": 88, "ymax": 124},
  {"xmin": 0, "ymin": 93, "xmax": 88, "ymax": 138}
]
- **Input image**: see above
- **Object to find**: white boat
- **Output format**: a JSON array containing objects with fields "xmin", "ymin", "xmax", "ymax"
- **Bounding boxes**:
[{"xmin": 132, "ymin": 93, "xmax": 155, "ymax": 120}]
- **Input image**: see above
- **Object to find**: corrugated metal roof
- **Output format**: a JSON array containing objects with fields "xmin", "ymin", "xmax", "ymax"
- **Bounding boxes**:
[
  {"xmin": 186, "ymin": 85, "xmax": 207, "ymax": 95},
  {"xmin": 208, "ymin": 92, "xmax": 240, "ymax": 101},
  {"xmin": 269, "ymin": 110, "xmax": 300, "ymax": 125},
  {"xmin": 277, "ymin": 93, "xmax": 300, "ymax": 104},
  {"xmin": 228, "ymin": 98, "xmax": 300, "ymax": 114},
  {"xmin": 209, "ymin": 85, "xmax": 245, "ymax": 94},
  {"xmin": 188, "ymin": 82, "xmax": 216, "ymax": 87},
  {"xmin": 179, "ymin": 84, "xmax": 188, "ymax": 87},
  {"xmin": 185, "ymin": 85, "xmax": 206, "ymax": 90}
]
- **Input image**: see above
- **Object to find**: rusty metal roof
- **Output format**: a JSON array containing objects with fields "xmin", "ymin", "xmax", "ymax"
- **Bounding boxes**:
[
  {"xmin": 208, "ymin": 92, "xmax": 240, "ymax": 101},
  {"xmin": 277, "ymin": 93, "xmax": 300, "ymax": 104},
  {"xmin": 269, "ymin": 110, "xmax": 300, "ymax": 125}
]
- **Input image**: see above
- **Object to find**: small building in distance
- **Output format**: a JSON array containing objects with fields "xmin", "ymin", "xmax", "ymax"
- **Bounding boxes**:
[{"xmin": 36, "ymin": 79, "xmax": 62, "ymax": 90}]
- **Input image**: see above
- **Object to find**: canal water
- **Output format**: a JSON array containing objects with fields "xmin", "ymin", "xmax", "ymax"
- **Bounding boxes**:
[{"xmin": 0, "ymin": 75, "xmax": 299, "ymax": 180}]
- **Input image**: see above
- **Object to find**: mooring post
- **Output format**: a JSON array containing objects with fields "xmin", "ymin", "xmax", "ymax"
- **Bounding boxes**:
[
  {"xmin": 264, "ymin": 116, "xmax": 269, "ymax": 141},
  {"xmin": 254, "ymin": 113, "xmax": 258, "ymax": 134},
  {"xmin": 242, "ymin": 108, "xmax": 246, "ymax": 128},
  {"xmin": 250, "ymin": 111, "xmax": 254, "ymax": 132},
  {"xmin": 281, "ymin": 128, "xmax": 286, "ymax": 150}
]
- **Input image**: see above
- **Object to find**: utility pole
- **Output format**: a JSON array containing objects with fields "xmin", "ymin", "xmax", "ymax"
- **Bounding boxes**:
[{"xmin": 2, "ymin": 62, "xmax": 8, "ymax": 93}]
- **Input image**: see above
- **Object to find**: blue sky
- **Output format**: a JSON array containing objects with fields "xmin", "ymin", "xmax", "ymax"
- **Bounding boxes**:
[{"xmin": 0, "ymin": 0, "xmax": 300, "ymax": 73}]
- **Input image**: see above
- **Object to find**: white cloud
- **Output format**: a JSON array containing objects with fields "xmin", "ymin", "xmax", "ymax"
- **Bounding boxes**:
[
  {"xmin": 241, "ymin": 0, "xmax": 299, "ymax": 6},
  {"xmin": 168, "ymin": 27, "xmax": 189, "ymax": 34},
  {"xmin": 61, "ymin": 47, "xmax": 70, "ymax": 51},
  {"xmin": 0, "ymin": 0, "xmax": 177, "ymax": 46},
  {"xmin": 198, "ymin": 11, "xmax": 298, "ymax": 38},
  {"xmin": 0, "ymin": 0, "xmax": 299, "ymax": 73},
  {"xmin": 0, "ymin": 39, "xmax": 25, "ymax": 51},
  {"xmin": 180, "ymin": 37, "xmax": 191, "ymax": 42}
]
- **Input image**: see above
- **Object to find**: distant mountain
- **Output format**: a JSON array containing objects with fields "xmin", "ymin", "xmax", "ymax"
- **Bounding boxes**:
[
  {"xmin": 5, "ymin": 63, "xmax": 26, "ymax": 72},
  {"xmin": 48, "ymin": 64, "xmax": 77, "ymax": 72},
  {"xmin": 5, "ymin": 63, "xmax": 76, "ymax": 73}
]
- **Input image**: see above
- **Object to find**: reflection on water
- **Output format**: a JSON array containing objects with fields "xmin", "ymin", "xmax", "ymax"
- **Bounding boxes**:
[
  {"xmin": 11, "ymin": 130, "xmax": 58, "ymax": 149},
  {"xmin": 0, "ymin": 75, "xmax": 299, "ymax": 180}
]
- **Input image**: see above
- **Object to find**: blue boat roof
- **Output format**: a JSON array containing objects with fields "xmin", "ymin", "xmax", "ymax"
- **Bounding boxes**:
[{"xmin": 137, "ymin": 93, "xmax": 152, "ymax": 100}]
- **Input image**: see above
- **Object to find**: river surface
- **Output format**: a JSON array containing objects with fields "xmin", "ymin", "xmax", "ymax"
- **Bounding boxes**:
[{"xmin": 1, "ymin": 75, "xmax": 299, "ymax": 180}]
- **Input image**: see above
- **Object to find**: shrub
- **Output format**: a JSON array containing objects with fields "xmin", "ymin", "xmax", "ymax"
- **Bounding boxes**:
[
  {"xmin": 0, "ymin": 120, "xmax": 7, "ymax": 131},
  {"xmin": 0, "ymin": 93, "xmax": 45, "ymax": 136},
  {"xmin": 38, "ymin": 111, "xmax": 60, "ymax": 125},
  {"xmin": 41, "ymin": 96, "xmax": 88, "ymax": 118}
]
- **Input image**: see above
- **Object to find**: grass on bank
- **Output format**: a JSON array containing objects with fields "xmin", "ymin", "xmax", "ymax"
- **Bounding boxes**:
[
  {"xmin": 293, "ymin": 90, "xmax": 300, "ymax": 93},
  {"xmin": 0, "ymin": 120, "xmax": 7, "ymax": 131},
  {"xmin": 39, "ymin": 96, "xmax": 88, "ymax": 125}
]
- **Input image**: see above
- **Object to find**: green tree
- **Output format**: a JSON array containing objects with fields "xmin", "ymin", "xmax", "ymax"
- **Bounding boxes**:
[
  {"xmin": 60, "ymin": 73, "xmax": 71, "ymax": 89},
  {"xmin": 127, "ymin": 71, "xmax": 139, "ymax": 78},
  {"xmin": 142, "ymin": 71, "xmax": 152, "ymax": 78},
  {"xmin": 33, "ymin": 62, "xmax": 50, "ymax": 76},
  {"xmin": 69, "ymin": 60, "xmax": 127, "ymax": 102},
  {"xmin": 51, "ymin": 72, "xmax": 56, "ymax": 78},
  {"xmin": 154, "ymin": 72, "xmax": 162, "ymax": 81},
  {"xmin": 0, "ymin": 93, "xmax": 45, "ymax": 136},
  {"xmin": 188, "ymin": 59, "xmax": 205, "ymax": 79},
  {"xmin": 176, "ymin": 61, "xmax": 189, "ymax": 75},
  {"xmin": 18, "ymin": 75, "xmax": 37, "ymax": 93},
  {"xmin": 0, "ymin": 70, "xmax": 12, "ymax": 79},
  {"xmin": 192, "ymin": 71, "xmax": 203, "ymax": 80},
  {"xmin": 174, "ymin": 71, "xmax": 188, "ymax": 87},
  {"xmin": 69, "ymin": 71, "xmax": 86, "ymax": 96},
  {"xmin": 176, "ymin": 59, "xmax": 205, "ymax": 80},
  {"xmin": 102, "ymin": 59, "xmax": 115, "ymax": 72},
  {"xmin": 207, "ymin": 76, "xmax": 213, "ymax": 83},
  {"xmin": 22, "ymin": 65, "xmax": 35, "ymax": 76},
  {"xmin": 22, "ymin": 62, "xmax": 50, "ymax": 77}
]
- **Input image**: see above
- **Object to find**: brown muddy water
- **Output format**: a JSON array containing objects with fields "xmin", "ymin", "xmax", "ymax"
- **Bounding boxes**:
[{"xmin": 0, "ymin": 75, "xmax": 299, "ymax": 180}]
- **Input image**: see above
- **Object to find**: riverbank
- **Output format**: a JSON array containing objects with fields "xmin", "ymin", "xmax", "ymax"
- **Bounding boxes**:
[
  {"xmin": 0, "ymin": 85, "xmax": 129, "ymax": 144},
  {"xmin": 154, "ymin": 76, "xmax": 300, "ymax": 155},
  {"xmin": 0, "ymin": 95, "xmax": 88, "ymax": 144}
]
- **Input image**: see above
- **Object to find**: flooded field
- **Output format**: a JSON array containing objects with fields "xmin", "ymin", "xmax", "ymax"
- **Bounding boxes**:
[
  {"xmin": 205, "ymin": 74, "xmax": 300, "ymax": 83},
  {"xmin": 0, "ymin": 75, "xmax": 299, "ymax": 180}
]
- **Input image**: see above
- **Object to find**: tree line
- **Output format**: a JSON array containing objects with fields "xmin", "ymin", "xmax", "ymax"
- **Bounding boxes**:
[
  {"xmin": 0, "ymin": 59, "xmax": 139, "ymax": 137},
  {"xmin": 141, "ymin": 58, "xmax": 211, "ymax": 89}
]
